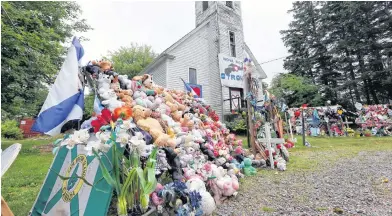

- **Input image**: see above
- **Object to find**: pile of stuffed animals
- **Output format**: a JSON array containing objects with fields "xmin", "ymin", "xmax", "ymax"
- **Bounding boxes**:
[
  {"xmin": 80, "ymin": 60, "xmax": 290, "ymax": 215},
  {"xmin": 355, "ymin": 103, "xmax": 392, "ymax": 136},
  {"xmin": 288, "ymin": 105, "xmax": 346, "ymax": 136}
]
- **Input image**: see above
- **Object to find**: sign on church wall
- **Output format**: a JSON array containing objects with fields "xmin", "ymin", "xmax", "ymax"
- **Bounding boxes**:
[{"xmin": 218, "ymin": 53, "xmax": 244, "ymax": 88}]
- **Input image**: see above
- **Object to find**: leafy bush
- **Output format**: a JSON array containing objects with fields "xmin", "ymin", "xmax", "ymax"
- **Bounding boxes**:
[
  {"xmin": 225, "ymin": 115, "xmax": 247, "ymax": 134},
  {"xmin": 1, "ymin": 120, "xmax": 23, "ymax": 139}
]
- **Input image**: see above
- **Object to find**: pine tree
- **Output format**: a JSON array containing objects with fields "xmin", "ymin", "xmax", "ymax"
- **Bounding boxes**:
[{"xmin": 281, "ymin": 1, "xmax": 392, "ymax": 106}]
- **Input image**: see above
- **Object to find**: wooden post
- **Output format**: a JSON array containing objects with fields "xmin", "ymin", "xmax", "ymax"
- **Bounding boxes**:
[
  {"xmin": 301, "ymin": 108, "xmax": 306, "ymax": 146},
  {"xmin": 2, "ymin": 196, "xmax": 14, "ymax": 216},
  {"xmin": 245, "ymin": 73, "xmax": 256, "ymax": 153}
]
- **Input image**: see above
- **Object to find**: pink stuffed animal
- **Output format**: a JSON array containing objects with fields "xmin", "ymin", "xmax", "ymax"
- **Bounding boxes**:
[
  {"xmin": 183, "ymin": 167, "xmax": 203, "ymax": 181},
  {"xmin": 151, "ymin": 183, "xmax": 164, "ymax": 206},
  {"xmin": 216, "ymin": 167, "xmax": 239, "ymax": 197}
]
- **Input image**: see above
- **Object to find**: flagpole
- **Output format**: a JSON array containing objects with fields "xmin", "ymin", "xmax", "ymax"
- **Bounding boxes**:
[{"xmin": 78, "ymin": 65, "xmax": 85, "ymax": 130}]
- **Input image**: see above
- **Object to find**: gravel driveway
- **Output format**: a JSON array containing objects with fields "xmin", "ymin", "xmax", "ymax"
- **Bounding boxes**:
[{"xmin": 216, "ymin": 151, "xmax": 392, "ymax": 216}]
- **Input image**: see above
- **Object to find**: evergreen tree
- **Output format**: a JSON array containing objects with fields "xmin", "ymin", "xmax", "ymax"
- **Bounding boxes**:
[{"xmin": 281, "ymin": 1, "xmax": 392, "ymax": 106}]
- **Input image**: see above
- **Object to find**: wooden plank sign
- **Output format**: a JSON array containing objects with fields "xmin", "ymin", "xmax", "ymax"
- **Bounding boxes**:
[{"xmin": 29, "ymin": 145, "xmax": 115, "ymax": 216}]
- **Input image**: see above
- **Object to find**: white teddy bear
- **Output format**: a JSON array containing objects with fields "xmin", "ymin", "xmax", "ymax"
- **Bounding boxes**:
[
  {"xmin": 97, "ymin": 73, "xmax": 111, "ymax": 94},
  {"xmin": 186, "ymin": 178, "xmax": 216, "ymax": 216},
  {"xmin": 99, "ymin": 88, "xmax": 124, "ymax": 112},
  {"xmin": 101, "ymin": 97, "xmax": 124, "ymax": 112}
]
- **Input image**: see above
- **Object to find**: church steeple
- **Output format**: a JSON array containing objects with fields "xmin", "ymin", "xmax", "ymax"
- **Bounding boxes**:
[{"xmin": 195, "ymin": 1, "xmax": 242, "ymax": 27}]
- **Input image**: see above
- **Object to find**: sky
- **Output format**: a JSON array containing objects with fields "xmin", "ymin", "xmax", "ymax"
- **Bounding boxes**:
[{"xmin": 77, "ymin": 1, "xmax": 293, "ymax": 84}]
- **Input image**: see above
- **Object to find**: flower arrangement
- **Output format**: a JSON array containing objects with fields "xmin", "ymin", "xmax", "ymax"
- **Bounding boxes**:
[{"xmin": 53, "ymin": 106, "xmax": 158, "ymax": 215}]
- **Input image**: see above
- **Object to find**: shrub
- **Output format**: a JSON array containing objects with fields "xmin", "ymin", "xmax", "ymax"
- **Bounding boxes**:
[
  {"xmin": 1, "ymin": 120, "xmax": 23, "ymax": 139},
  {"xmin": 225, "ymin": 115, "xmax": 247, "ymax": 134}
]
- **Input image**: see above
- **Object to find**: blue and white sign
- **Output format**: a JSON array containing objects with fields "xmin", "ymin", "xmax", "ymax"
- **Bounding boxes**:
[{"xmin": 218, "ymin": 53, "xmax": 244, "ymax": 88}]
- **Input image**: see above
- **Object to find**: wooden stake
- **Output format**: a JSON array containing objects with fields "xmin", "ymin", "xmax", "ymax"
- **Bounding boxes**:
[
  {"xmin": 245, "ymin": 73, "xmax": 256, "ymax": 154},
  {"xmin": 1, "ymin": 197, "xmax": 14, "ymax": 216}
]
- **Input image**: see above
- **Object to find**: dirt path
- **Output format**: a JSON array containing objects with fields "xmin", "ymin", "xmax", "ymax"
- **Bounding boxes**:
[{"xmin": 216, "ymin": 151, "xmax": 392, "ymax": 216}]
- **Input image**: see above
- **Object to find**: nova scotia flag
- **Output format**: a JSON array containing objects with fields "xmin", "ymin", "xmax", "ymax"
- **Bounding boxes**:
[{"xmin": 31, "ymin": 37, "xmax": 84, "ymax": 136}]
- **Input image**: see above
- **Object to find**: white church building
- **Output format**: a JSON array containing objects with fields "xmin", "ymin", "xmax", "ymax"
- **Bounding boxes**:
[{"xmin": 142, "ymin": 1, "xmax": 267, "ymax": 120}]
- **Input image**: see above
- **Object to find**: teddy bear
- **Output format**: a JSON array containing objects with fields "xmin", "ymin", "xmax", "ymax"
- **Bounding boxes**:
[
  {"xmin": 152, "ymin": 83, "xmax": 164, "ymax": 95},
  {"xmin": 216, "ymin": 169, "xmax": 239, "ymax": 198},
  {"xmin": 116, "ymin": 89, "xmax": 134, "ymax": 107},
  {"xmin": 156, "ymin": 149, "xmax": 171, "ymax": 175},
  {"xmin": 133, "ymin": 91, "xmax": 153, "ymax": 108},
  {"xmin": 208, "ymin": 164, "xmax": 226, "ymax": 205},
  {"xmin": 133, "ymin": 74, "xmax": 156, "ymax": 95},
  {"xmin": 161, "ymin": 147, "xmax": 184, "ymax": 181},
  {"xmin": 160, "ymin": 114, "xmax": 182, "ymax": 135},
  {"xmin": 99, "ymin": 89, "xmax": 124, "ymax": 112},
  {"xmin": 147, "ymin": 96, "xmax": 162, "ymax": 110},
  {"xmin": 132, "ymin": 105, "xmax": 176, "ymax": 148},
  {"xmin": 97, "ymin": 73, "xmax": 111, "ymax": 94},
  {"xmin": 186, "ymin": 178, "xmax": 217, "ymax": 215},
  {"xmin": 101, "ymin": 97, "xmax": 125, "ymax": 112},
  {"xmin": 171, "ymin": 110, "xmax": 183, "ymax": 123},
  {"xmin": 166, "ymin": 101, "xmax": 179, "ymax": 113},
  {"xmin": 118, "ymin": 74, "xmax": 139, "ymax": 92},
  {"xmin": 98, "ymin": 60, "xmax": 112, "ymax": 72},
  {"xmin": 241, "ymin": 158, "xmax": 257, "ymax": 176},
  {"xmin": 99, "ymin": 88, "xmax": 117, "ymax": 101},
  {"xmin": 157, "ymin": 103, "xmax": 171, "ymax": 116},
  {"xmin": 121, "ymin": 95, "xmax": 134, "ymax": 107}
]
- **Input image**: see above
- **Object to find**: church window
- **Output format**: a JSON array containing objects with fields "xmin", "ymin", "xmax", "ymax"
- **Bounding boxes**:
[
  {"xmin": 229, "ymin": 88, "xmax": 245, "ymax": 111},
  {"xmin": 229, "ymin": 31, "xmax": 236, "ymax": 57},
  {"xmin": 203, "ymin": 1, "xmax": 208, "ymax": 11},
  {"xmin": 226, "ymin": 1, "xmax": 233, "ymax": 9},
  {"xmin": 189, "ymin": 68, "xmax": 197, "ymax": 84}
]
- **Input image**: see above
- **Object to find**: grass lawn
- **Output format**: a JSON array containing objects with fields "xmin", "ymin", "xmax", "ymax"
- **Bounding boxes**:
[
  {"xmin": 1, "ymin": 137, "xmax": 58, "ymax": 216},
  {"xmin": 1, "ymin": 135, "xmax": 392, "ymax": 215}
]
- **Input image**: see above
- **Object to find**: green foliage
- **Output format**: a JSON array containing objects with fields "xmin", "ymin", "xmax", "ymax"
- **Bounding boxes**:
[
  {"xmin": 83, "ymin": 92, "xmax": 95, "ymax": 119},
  {"xmin": 105, "ymin": 43, "xmax": 157, "ymax": 78},
  {"xmin": 225, "ymin": 115, "xmax": 247, "ymax": 133},
  {"xmin": 281, "ymin": 2, "xmax": 392, "ymax": 106},
  {"xmin": 1, "ymin": 1, "xmax": 92, "ymax": 119},
  {"xmin": 1, "ymin": 120, "xmax": 23, "ymax": 139},
  {"xmin": 269, "ymin": 73, "xmax": 323, "ymax": 107}
]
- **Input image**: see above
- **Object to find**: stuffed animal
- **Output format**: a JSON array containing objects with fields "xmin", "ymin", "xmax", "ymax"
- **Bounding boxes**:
[
  {"xmin": 274, "ymin": 156, "xmax": 287, "ymax": 171},
  {"xmin": 183, "ymin": 168, "xmax": 203, "ymax": 181},
  {"xmin": 241, "ymin": 158, "xmax": 257, "ymax": 176},
  {"xmin": 101, "ymin": 97, "xmax": 124, "ymax": 112},
  {"xmin": 97, "ymin": 73, "xmax": 111, "ymax": 94},
  {"xmin": 171, "ymin": 110, "xmax": 183, "ymax": 123},
  {"xmin": 151, "ymin": 183, "xmax": 165, "ymax": 206},
  {"xmin": 132, "ymin": 105, "xmax": 176, "ymax": 148},
  {"xmin": 110, "ymin": 75, "xmax": 121, "ymax": 92},
  {"xmin": 98, "ymin": 60, "xmax": 112, "ymax": 72},
  {"xmin": 156, "ymin": 149, "xmax": 171, "ymax": 174},
  {"xmin": 133, "ymin": 91, "xmax": 153, "ymax": 108},
  {"xmin": 217, "ymin": 169, "xmax": 239, "ymax": 197},
  {"xmin": 162, "ymin": 147, "xmax": 184, "ymax": 181},
  {"xmin": 116, "ymin": 89, "xmax": 133, "ymax": 107},
  {"xmin": 118, "ymin": 75, "xmax": 136, "ymax": 91},
  {"xmin": 208, "ymin": 164, "xmax": 228, "ymax": 205},
  {"xmin": 186, "ymin": 178, "xmax": 216, "ymax": 215}
]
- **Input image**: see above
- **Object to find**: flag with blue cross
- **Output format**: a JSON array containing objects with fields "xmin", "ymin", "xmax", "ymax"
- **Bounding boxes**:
[{"xmin": 29, "ymin": 144, "xmax": 116, "ymax": 215}]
